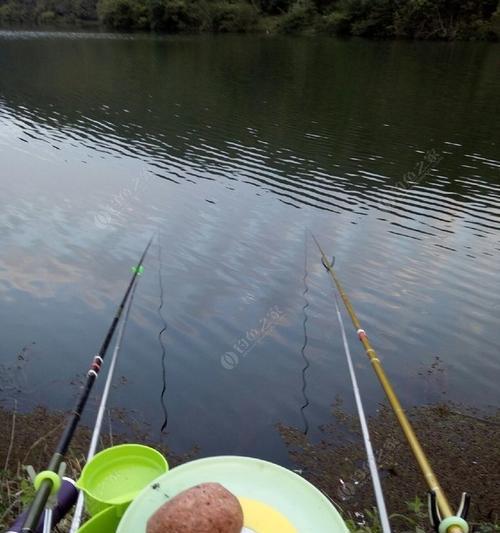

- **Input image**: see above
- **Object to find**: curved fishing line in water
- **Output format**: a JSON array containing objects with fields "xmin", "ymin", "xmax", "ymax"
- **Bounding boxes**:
[
  {"xmin": 300, "ymin": 233, "xmax": 311, "ymax": 435},
  {"xmin": 157, "ymin": 236, "xmax": 169, "ymax": 432}
]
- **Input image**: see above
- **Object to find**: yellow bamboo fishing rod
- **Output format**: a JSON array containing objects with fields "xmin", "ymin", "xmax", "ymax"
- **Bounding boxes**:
[{"xmin": 312, "ymin": 234, "xmax": 470, "ymax": 533}]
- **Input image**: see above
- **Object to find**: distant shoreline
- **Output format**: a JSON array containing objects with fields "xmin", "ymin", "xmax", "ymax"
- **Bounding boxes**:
[{"xmin": 1, "ymin": 0, "xmax": 499, "ymax": 41}]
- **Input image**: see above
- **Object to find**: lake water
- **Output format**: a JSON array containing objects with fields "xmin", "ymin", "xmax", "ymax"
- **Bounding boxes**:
[{"xmin": 0, "ymin": 31, "xmax": 499, "ymax": 464}]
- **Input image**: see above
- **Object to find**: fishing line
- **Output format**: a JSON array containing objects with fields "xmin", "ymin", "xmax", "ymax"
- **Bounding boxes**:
[
  {"xmin": 300, "ymin": 232, "xmax": 311, "ymax": 435},
  {"xmin": 69, "ymin": 279, "xmax": 139, "ymax": 533},
  {"xmin": 312, "ymin": 233, "xmax": 470, "ymax": 533},
  {"xmin": 20, "ymin": 235, "xmax": 154, "ymax": 533},
  {"xmin": 334, "ymin": 294, "xmax": 391, "ymax": 533},
  {"xmin": 157, "ymin": 235, "xmax": 169, "ymax": 432}
]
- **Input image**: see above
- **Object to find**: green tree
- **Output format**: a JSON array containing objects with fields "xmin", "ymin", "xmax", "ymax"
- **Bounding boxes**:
[
  {"xmin": 207, "ymin": 1, "xmax": 259, "ymax": 32},
  {"xmin": 72, "ymin": 0, "xmax": 98, "ymax": 20},
  {"xmin": 394, "ymin": 0, "xmax": 498, "ymax": 39},
  {"xmin": 349, "ymin": 0, "xmax": 394, "ymax": 37},
  {"xmin": 97, "ymin": 0, "xmax": 149, "ymax": 29},
  {"xmin": 149, "ymin": 0, "xmax": 208, "ymax": 32},
  {"xmin": 279, "ymin": 0, "xmax": 317, "ymax": 32},
  {"xmin": 258, "ymin": 0, "xmax": 292, "ymax": 15}
]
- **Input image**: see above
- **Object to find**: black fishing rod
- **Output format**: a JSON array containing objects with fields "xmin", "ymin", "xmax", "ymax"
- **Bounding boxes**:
[{"xmin": 20, "ymin": 235, "xmax": 154, "ymax": 533}]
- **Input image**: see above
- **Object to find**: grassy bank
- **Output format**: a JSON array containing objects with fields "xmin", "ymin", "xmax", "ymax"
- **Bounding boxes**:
[
  {"xmin": 0, "ymin": 0, "xmax": 499, "ymax": 40},
  {"xmin": 278, "ymin": 401, "xmax": 500, "ymax": 531},
  {"xmin": 1, "ymin": 402, "xmax": 498, "ymax": 531},
  {"xmin": 0, "ymin": 405, "xmax": 195, "ymax": 531}
]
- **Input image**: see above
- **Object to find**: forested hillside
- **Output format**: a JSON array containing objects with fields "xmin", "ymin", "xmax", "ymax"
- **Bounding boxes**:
[{"xmin": 0, "ymin": 0, "xmax": 499, "ymax": 39}]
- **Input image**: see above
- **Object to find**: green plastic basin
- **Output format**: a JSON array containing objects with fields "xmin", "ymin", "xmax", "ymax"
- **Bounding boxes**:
[
  {"xmin": 77, "ymin": 444, "xmax": 168, "ymax": 517},
  {"xmin": 77, "ymin": 506, "xmax": 122, "ymax": 533}
]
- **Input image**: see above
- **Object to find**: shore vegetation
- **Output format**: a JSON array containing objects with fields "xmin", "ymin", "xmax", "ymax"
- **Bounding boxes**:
[{"xmin": 0, "ymin": 0, "xmax": 498, "ymax": 39}]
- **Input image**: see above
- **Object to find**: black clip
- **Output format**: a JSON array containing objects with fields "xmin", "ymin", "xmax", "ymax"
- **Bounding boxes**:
[
  {"xmin": 428, "ymin": 490, "xmax": 440, "ymax": 531},
  {"xmin": 457, "ymin": 492, "xmax": 471, "ymax": 521},
  {"xmin": 428, "ymin": 490, "xmax": 470, "ymax": 532},
  {"xmin": 321, "ymin": 255, "xmax": 335, "ymax": 270}
]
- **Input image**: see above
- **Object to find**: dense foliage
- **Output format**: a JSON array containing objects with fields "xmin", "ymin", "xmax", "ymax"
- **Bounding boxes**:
[
  {"xmin": 0, "ymin": 0, "xmax": 499, "ymax": 39},
  {"xmin": 279, "ymin": 0, "xmax": 500, "ymax": 39},
  {"xmin": 94, "ymin": 0, "xmax": 258, "ymax": 32}
]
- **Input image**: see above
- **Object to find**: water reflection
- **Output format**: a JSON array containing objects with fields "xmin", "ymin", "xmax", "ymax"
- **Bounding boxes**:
[{"xmin": 0, "ymin": 32, "xmax": 499, "ymax": 463}]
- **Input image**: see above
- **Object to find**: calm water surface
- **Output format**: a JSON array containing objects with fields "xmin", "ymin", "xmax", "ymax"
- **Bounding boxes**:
[{"xmin": 0, "ymin": 31, "xmax": 499, "ymax": 463}]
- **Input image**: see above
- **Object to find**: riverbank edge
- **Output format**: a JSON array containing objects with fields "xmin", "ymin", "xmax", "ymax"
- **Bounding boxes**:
[
  {"xmin": 0, "ymin": 10, "xmax": 499, "ymax": 41},
  {"xmin": 1, "ymin": 402, "xmax": 499, "ymax": 531}
]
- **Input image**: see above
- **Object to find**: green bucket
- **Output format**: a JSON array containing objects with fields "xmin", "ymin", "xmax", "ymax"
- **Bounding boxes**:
[
  {"xmin": 77, "ymin": 506, "xmax": 122, "ymax": 533},
  {"xmin": 77, "ymin": 444, "xmax": 169, "ymax": 517}
]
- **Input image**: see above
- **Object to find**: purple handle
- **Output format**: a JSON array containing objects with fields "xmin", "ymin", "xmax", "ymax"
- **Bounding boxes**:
[{"xmin": 8, "ymin": 478, "xmax": 78, "ymax": 533}]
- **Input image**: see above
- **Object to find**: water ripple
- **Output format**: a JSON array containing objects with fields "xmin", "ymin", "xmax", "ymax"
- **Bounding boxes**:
[{"xmin": 0, "ymin": 33, "xmax": 499, "ymax": 459}]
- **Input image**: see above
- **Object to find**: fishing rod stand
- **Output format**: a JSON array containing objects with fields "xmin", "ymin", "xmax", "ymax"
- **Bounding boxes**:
[
  {"xmin": 428, "ymin": 490, "xmax": 470, "ymax": 533},
  {"xmin": 25, "ymin": 462, "xmax": 67, "ymax": 533}
]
